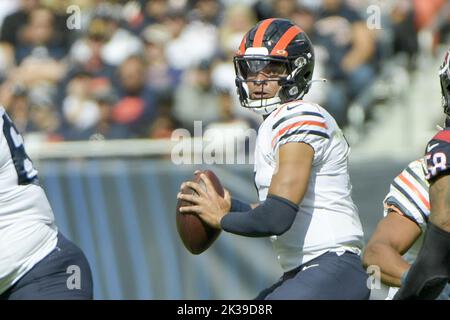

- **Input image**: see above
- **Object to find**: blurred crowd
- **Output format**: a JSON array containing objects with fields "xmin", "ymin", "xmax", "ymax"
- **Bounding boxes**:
[{"xmin": 0, "ymin": 0, "xmax": 449, "ymax": 142}]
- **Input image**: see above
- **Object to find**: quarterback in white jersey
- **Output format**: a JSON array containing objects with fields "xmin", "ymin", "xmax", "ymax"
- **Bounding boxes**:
[
  {"xmin": 254, "ymin": 100, "xmax": 364, "ymax": 271},
  {"xmin": 364, "ymin": 158, "xmax": 449, "ymax": 299},
  {"xmin": 178, "ymin": 18, "xmax": 369, "ymax": 299},
  {"xmin": 0, "ymin": 106, "xmax": 92, "ymax": 299}
]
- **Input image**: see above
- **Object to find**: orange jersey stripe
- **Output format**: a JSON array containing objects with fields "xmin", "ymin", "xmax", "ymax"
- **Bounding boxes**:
[
  {"xmin": 270, "ymin": 26, "xmax": 302, "ymax": 55},
  {"xmin": 253, "ymin": 19, "xmax": 275, "ymax": 47},
  {"xmin": 398, "ymin": 174, "xmax": 430, "ymax": 210},
  {"xmin": 271, "ymin": 120, "xmax": 327, "ymax": 146}
]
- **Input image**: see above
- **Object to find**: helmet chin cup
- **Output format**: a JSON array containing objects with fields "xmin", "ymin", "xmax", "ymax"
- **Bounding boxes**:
[{"xmin": 246, "ymin": 96, "xmax": 281, "ymax": 115}]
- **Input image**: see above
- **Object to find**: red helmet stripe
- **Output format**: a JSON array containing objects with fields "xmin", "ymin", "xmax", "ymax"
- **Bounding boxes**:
[
  {"xmin": 253, "ymin": 18, "xmax": 275, "ymax": 47},
  {"xmin": 270, "ymin": 25, "xmax": 303, "ymax": 55}
]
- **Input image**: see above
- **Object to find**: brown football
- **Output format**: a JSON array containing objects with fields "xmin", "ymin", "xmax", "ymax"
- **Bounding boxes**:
[{"xmin": 176, "ymin": 170, "xmax": 224, "ymax": 254}]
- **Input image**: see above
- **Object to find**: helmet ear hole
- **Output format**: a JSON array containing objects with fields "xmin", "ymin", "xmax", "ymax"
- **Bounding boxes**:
[{"xmin": 288, "ymin": 86, "xmax": 299, "ymax": 96}]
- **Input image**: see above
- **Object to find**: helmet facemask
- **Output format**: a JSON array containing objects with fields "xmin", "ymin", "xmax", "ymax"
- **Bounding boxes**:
[{"xmin": 234, "ymin": 54, "xmax": 311, "ymax": 115}]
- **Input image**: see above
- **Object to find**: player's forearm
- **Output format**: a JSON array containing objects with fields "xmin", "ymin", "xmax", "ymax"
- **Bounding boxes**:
[
  {"xmin": 230, "ymin": 198, "xmax": 251, "ymax": 212},
  {"xmin": 394, "ymin": 222, "xmax": 450, "ymax": 299},
  {"xmin": 221, "ymin": 194, "xmax": 298, "ymax": 237},
  {"xmin": 363, "ymin": 242, "xmax": 410, "ymax": 287},
  {"xmin": 229, "ymin": 198, "xmax": 258, "ymax": 211}
]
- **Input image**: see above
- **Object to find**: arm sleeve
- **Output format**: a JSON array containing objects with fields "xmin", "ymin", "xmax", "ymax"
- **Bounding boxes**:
[
  {"xmin": 230, "ymin": 197, "xmax": 252, "ymax": 212},
  {"xmin": 220, "ymin": 194, "xmax": 298, "ymax": 237}
]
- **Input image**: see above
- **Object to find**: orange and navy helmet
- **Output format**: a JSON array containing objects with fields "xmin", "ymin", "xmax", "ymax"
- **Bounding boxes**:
[{"xmin": 233, "ymin": 18, "xmax": 315, "ymax": 115}]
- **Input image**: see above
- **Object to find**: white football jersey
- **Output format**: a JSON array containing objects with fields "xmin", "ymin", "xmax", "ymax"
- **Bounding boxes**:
[
  {"xmin": 383, "ymin": 158, "xmax": 429, "ymax": 258},
  {"xmin": 381, "ymin": 158, "xmax": 449, "ymax": 300},
  {"xmin": 0, "ymin": 107, "xmax": 57, "ymax": 294},
  {"xmin": 254, "ymin": 100, "xmax": 364, "ymax": 272}
]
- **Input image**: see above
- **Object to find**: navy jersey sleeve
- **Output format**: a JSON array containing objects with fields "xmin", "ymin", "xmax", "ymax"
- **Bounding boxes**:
[{"xmin": 425, "ymin": 129, "xmax": 450, "ymax": 181}]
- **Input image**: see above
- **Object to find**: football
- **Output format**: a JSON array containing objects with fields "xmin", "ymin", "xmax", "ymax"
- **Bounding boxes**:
[{"xmin": 176, "ymin": 170, "xmax": 224, "ymax": 254}]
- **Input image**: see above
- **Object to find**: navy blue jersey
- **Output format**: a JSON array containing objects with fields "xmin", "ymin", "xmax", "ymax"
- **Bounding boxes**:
[{"xmin": 425, "ymin": 129, "xmax": 450, "ymax": 181}]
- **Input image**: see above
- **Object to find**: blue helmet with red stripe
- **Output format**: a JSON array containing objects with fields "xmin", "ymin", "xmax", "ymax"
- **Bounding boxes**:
[{"xmin": 233, "ymin": 18, "xmax": 315, "ymax": 115}]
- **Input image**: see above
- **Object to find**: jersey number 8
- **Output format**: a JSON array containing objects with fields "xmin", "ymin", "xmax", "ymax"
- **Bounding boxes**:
[{"xmin": 426, "ymin": 152, "xmax": 447, "ymax": 180}]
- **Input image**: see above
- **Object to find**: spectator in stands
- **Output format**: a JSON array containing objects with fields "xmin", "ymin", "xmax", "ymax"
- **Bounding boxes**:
[
  {"xmin": 164, "ymin": 8, "xmax": 218, "ymax": 70},
  {"xmin": 141, "ymin": 23, "xmax": 181, "ymax": 102},
  {"xmin": 314, "ymin": 0, "xmax": 376, "ymax": 127},
  {"xmin": 125, "ymin": 0, "xmax": 170, "ymax": 35},
  {"xmin": 0, "ymin": 0, "xmax": 40, "ymax": 48},
  {"xmin": 252, "ymin": 0, "xmax": 275, "ymax": 21},
  {"xmin": 1, "ymin": 82, "xmax": 61, "ymax": 141},
  {"xmin": 15, "ymin": 7, "xmax": 66, "ymax": 64},
  {"xmin": 273, "ymin": 0, "xmax": 298, "ymax": 19},
  {"xmin": 68, "ymin": 17, "xmax": 115, "ymax": 79},
  {"xmin": 82, "ymin": 88, "xmax": 129, "ymax": 141},
  {"xmin": 113, "ymin": 55, "xmax": 159, "ymax": 138},
  {"xmin": 95, "ymin": 3, "xmax": 144, "ymax": 67},
  {"xmin": 3, "ymin": 5, "xmax": 68, "ymax": 91},
  {"xmin": 61, "ymin": 71, "xmax": 100, "ymax": 140},
  {"xmin": 427, "ymin": 0, "xmax": 450, "ymax": 53},
  {"xmin": 26, "ymin": 84, "xmax": 62, "ymax": 141},
  {"xmin": 173, "ymin": 59, "xmax": 221, "ymax": 133},
  {"xmin": 252, "ymin": 0, "xmax": 300, "ymax": 20},
  {"xmin": 390, "ymin": 1, "xmax": 419, "ymax": 66},
  {"xmin": 70, "ymin": 3, "xmax": 143, "ymax": 68},
  {"xmin": 2, "ymin": 83, "xmax": 31, "ymax": 133},
  {"xmin": 148, "ymin": 89, "xmax": 180, "ymax": 140},
  {"xmin": 189, "ymin": 0, "xmax": 224, "ymax": 26}
]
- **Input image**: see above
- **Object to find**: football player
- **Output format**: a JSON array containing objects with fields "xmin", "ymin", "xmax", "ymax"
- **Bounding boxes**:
[
  {"xmin": 178, "ymin": 18, "xmax": 369, "ymax": 299},
  {"xmin": 363, "ymin": 158, "xmax": 449, "ymax": 299},
  {"xmin": 393, "ymin": 50, "xmax": 450, "ymax": 300},
  {"xmin": 0, "ymin": 107, "xmax": 93, "ymax": 299}
]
